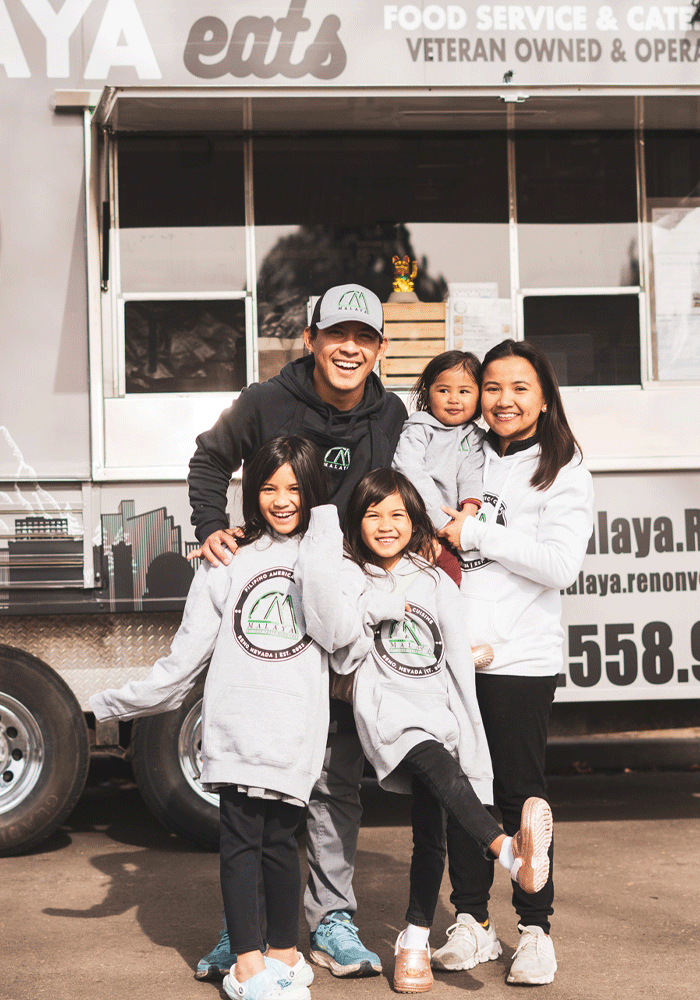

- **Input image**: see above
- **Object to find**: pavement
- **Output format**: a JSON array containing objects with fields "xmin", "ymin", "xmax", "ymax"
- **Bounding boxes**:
[{"xmin": 2, "ymin": 759, "xmax": 699, "ymax": 1000}]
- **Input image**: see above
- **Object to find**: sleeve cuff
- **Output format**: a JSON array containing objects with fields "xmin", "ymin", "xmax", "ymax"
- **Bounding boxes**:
[
  {"xmin": 196, "ymin": 520, "xmax": 230, "ymax": 544},
  {"xmin": 460, "ymin": 516, "xmax": 481, "ymax": 551}
]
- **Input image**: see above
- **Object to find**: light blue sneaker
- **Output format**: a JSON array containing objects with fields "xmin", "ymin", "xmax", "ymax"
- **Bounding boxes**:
[
  {"xmin": 265, "ymin": 954, "xmax": 314, "ymax": 988},
  {"xmin": 309, "ymin": 910, "xmax": 382, "ymax": 977},
  {"xmin": 223, "ymin": 967, "xmax": 310, "ymax": 1000},
  {"xmin": 195, "ymin": 926, "xmax": 237, "ymax": 981}
]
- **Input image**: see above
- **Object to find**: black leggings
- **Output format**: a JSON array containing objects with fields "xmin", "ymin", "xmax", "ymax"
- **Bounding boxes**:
[
  {"xmin": 446, "ymin": 673, "xmax": 557, "ymax": 932},
  {"xmin": 219, "ymin": 786, "xmax": 303, "ymax": 955},
  {"xmin": 401, "ymin": 740, "xmax": 503, "ymax": 928}
]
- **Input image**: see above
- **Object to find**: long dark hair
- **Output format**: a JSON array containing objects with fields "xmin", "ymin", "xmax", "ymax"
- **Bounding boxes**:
[
  {"xmin": 344, "ymin": 468, "xmax": 437, "ymax": 572},
  {"xmin": 412, "ymin": 350, "xmax": 482, "ymax": 420},
  {"xmin": 481, "ymin": 339, "xmax": 581, "ymax": 491},
  {"xmin": 239, "ymin": 436, "xmax": 329, "ymax": 546}
]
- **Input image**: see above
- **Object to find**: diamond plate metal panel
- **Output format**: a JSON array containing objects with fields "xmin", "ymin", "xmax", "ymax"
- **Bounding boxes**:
[{"xmin": 0, "ymin": 613, "xmax": 182, "ymax": 708}]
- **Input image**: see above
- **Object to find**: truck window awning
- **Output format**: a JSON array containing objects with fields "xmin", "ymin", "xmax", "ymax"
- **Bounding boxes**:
[{"xmin": 86, "ymin": 87, "xmax": 700, "ymax": 133}]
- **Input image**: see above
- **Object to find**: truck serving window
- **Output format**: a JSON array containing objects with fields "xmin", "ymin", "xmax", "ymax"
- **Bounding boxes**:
[
  {"xmin": 252, "ymin": 131, "xmax": 509, "ymax": 382},
  {"xmin": 117, "ymin": 137, "xmax": 247, "ymax": 394},
  {"xmin": 645, "ymin": 131, "xmax": 700, "ymax": 382},
  {"xmin": 516, "ymin": 130, "xmax": 641, "ymax": 387}
]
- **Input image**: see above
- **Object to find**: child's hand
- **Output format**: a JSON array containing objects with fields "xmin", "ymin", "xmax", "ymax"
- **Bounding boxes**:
[
  {"xmin": 438, "ymin": 506, "xmax": 467, "ymax": 550},
  {"xmin": 460, "ymin": 501, "xmax": 480, "ymax": 518},
  {"xmin": 187, "ymin": 527, "xmax": 243, "ymax": 566}
]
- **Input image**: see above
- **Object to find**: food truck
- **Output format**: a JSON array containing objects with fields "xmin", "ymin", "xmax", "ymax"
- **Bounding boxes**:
[{"xmin": 2, "ymin": 0, "xmax": 700, "ymax": 855}]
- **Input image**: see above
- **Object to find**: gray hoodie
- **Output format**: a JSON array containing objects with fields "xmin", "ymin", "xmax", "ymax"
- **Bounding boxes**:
[
  {"xmin": 89, "ymin": 512, "xmax": 343, "ymax": 803},
  {"xmin": 297, "ymin": 521, "xmax": 493, "ymax": 802},
  {"xmin": 392, "ymin": 412, "xmax": 485, "ymax": 530}
]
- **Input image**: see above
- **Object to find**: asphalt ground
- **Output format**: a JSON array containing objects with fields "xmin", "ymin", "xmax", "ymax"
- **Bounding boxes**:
[{"xmin": 3, "ymin": 758, "xmax": 699, "ymax": 1000}]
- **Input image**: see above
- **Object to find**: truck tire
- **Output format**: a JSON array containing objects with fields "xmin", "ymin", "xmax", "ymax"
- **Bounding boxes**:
[
  {"xmin": 131, "ymin": 678, "xmax": 219, "ymax": 850},
  {"xmin": 0, "ymin": 645, "xmax": 89, "ymax": 857}
]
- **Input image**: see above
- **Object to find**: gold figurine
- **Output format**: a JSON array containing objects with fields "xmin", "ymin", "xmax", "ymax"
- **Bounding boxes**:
[{"xmin": 392, "ymin": 255, "xmax": 418, "ymax": 293}]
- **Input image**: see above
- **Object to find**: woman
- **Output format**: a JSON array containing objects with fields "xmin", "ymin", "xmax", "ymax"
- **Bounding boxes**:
[{"xmin": 434, "ymin": 339, "xmax": 594, "ymax": 986}]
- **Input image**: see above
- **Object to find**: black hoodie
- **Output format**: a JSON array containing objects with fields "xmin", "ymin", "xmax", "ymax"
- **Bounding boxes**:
[{"xmin": 188, "ymin": 355, "xmax": 407, "ymax": 541}]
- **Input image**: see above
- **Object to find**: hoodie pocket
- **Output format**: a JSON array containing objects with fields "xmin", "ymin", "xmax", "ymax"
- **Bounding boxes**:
[
  {"xmin": 376, "ymin": 683, "xmax": 458, "ymax": 749},
  {"xmin": 206, "ymin": 685, "xmax": 306, "ymax": 767}
]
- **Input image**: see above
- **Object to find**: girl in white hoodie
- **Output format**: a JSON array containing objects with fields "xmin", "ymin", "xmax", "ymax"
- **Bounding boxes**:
[
  {"xmin": 90, "ymin": 436, "xmax": 338, "ymax": 1000},
  {"xmin": 434, "ymin": 340, "xmax": 595, "ymax": 986},
  {"xmin": 301, "ymin": 468, "xmax": 554, "ymax": 995}
]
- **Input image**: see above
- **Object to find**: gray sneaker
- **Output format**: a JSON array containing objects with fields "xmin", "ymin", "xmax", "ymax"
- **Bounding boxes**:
[
  {"xmin": 431, "ymin": 913, "xmax": 502, "ymax": 971},
  {"xmin": 506, "ymin": 924, "xmax": 557, "ymax": 985}
]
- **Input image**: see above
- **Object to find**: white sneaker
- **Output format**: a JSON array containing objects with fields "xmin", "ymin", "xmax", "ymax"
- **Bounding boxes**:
[
  {"xmin": 506, "ymin": 924, "xmax": 557, "ymax": 985},
  {"xmin": 430, "ymin": 913, "xmax": 502, "ymax": 971}
]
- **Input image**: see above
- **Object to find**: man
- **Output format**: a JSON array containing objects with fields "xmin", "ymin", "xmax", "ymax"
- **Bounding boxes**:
[{"xmin": 188, "ymin": 284, "xmax": 407, "ymax": 979}]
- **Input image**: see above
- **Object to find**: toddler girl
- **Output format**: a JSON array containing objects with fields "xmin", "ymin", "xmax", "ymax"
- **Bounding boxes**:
[
  {"xmin": 298, "ymin": 468, "xmax": 553, "ymax": 994},
  {"xmin": 90, "ymin": 436, "xmax": 337, "ymax": 1000},
  {"xmin": 392, "ymin": 351, "xmax": 484, "ymax": 533}
]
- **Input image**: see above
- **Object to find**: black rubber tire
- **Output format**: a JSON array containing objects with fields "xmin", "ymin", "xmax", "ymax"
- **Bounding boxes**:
[
  {"xmin": 0, "ymin": 645, "xmax": 89, "ymax": 857},
  {"xmin": 131, "ymin": 678, "xmax": 219, "ymax": 850}
]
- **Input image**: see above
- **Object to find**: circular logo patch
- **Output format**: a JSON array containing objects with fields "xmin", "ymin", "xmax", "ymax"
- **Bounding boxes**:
[
  {"xmin": 459, "ymin": 491, "xmax": 507, "ymax": 573},
  {"xmin": 373, "ymin": 603, "xmax": 444, "ymax": 677},
  {"xmin": 233, "ymin": 566, "xmax": 312, "ymax": 661}
]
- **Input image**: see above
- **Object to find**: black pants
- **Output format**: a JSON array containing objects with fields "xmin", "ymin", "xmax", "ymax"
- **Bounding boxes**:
[
  {"xmin": 446, "ymin": 673, "xmax": 557, "ymax": 933},
  {"xmin": 219, "ymin": 786, "xmax": 303, "ymax": 955},
  {"xmin": 401, "ymin": 740, "xmax": 504, "ymax": 928}
]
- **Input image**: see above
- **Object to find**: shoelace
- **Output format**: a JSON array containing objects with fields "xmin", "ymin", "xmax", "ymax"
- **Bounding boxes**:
[
  {"xmin": 513, "ymin": 930, "xmax": 541, "ymax": 958},
  {"xmin": 444, "ymin": 920, "xmax": 477, "ymax": 941},
  {"xmin": 322, "ymin": 914, "xmax": 363, "ymax": 948}
]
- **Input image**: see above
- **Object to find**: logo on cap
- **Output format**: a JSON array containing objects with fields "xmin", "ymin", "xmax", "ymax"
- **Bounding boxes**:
[{"xmin": 337, "ymin": 289, "xmax": 369, "ymax": 314}]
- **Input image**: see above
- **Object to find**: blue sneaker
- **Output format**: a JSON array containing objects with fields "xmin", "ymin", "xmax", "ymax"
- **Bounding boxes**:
[
  {"xmin": 309, "ymin": 911, "xmax": 381, "ymax": 977},
  {"xmin": 195, "ymin": 926, "xmax": 237, "ymax": 981}
]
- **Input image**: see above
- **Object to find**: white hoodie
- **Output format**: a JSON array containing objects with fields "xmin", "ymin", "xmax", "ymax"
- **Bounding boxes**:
[
  {"xmin": 89, "ymin": 510, "xmax": 343, "ymax": 803},
  {"xmin": 458, "ymin": 437, "xmax": 594, "ymax": 677}
]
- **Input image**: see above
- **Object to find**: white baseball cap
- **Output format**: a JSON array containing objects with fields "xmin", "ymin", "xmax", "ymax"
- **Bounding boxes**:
[{"xmin": 310, "ymin": 284, "xmax": 384, "ymax": 339}]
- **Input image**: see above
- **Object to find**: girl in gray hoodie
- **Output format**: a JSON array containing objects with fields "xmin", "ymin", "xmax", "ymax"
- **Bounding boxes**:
[
  {"xmin": 90, "ymin": 436, "xmax": 341, "ymax": 1000},
  {"xmin": 300, "ymin": 469, "xmax": 554, "ymax": 994},
  {"xmin": 392, "ymin": 351, "xmax": 485, "ymax": 533}
]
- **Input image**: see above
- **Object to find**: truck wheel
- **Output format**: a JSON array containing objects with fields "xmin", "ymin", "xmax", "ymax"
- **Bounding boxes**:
[
  {"xmin": 131, "ymin": 678, "xmax": 219, "ymax": 850},
  {"xmin": 0, "ymin": 646, "xmax": 89, "ymax": 857}
]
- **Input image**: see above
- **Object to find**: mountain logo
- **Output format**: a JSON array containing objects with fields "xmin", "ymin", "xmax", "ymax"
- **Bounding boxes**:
[
  {"xmin": 233, "ymin": 566, "xmax": 312, "ymax": 660},
  {"xmin": 459, "ymin": 491, "xmax": 507, "ymax": 573},
  {"xmin": 337, "ymin": 289, "xmax": 369, "ymax": 314},
  {"xmin": 246, "ymin": 591, "xmax": 300, "ymax": 640},
  {"xmin": 324, "ymin": 446, "xmax": 351, "ymax": 470},
  {"xmin": 387, "ymin": 619, "xmax": 433, "ymax": 658},
  {"xmin": 373, "ymin": 603, "xmax": 443, "ymax": 677},
  {"xmin": 459, "ymin": 434, "xmax": 471, "ymax": 453}
]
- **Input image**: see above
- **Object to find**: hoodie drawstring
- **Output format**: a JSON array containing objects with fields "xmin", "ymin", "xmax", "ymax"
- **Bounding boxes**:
[{"xmin": 482, "ymin": 449, "xmax": 522, "ymax": 526}]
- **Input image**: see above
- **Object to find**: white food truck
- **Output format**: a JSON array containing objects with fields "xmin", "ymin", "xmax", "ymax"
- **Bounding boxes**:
[{"xmin": 2, "ymin": 0, "xmax": 700, "ymax": 855}]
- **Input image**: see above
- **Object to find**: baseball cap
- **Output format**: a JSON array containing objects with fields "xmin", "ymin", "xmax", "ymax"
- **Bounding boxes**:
[{"xmin": 310, "ymin": 284, "xmax": 384, "ymax": 339}]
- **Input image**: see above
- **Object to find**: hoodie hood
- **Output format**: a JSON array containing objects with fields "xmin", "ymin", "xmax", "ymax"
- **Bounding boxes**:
[
  {"xmin": 272, "ymin": 356, "xmax": 406, "ymax": 525},
  {"xmin": 276, "ymin": 355, "xmax": 388, "ymax": 436}
]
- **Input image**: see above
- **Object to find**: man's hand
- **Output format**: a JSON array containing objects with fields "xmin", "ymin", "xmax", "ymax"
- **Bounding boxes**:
[
  {"xmin": 437, "ymin": 506, "xmax": 468, "ymax": 550},
  {"xmin": 187, "ymin": 528, "xmax": 242, "ymax": 566}
]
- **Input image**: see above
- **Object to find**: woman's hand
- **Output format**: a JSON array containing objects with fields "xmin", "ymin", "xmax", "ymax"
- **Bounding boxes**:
[
  {"xmin": 187, "ymin": 527, "xmax": 243, "ymax": 566},
  {"xmin": 437, "ymin": 506, "xmax": 469, "ymax": 550}
]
